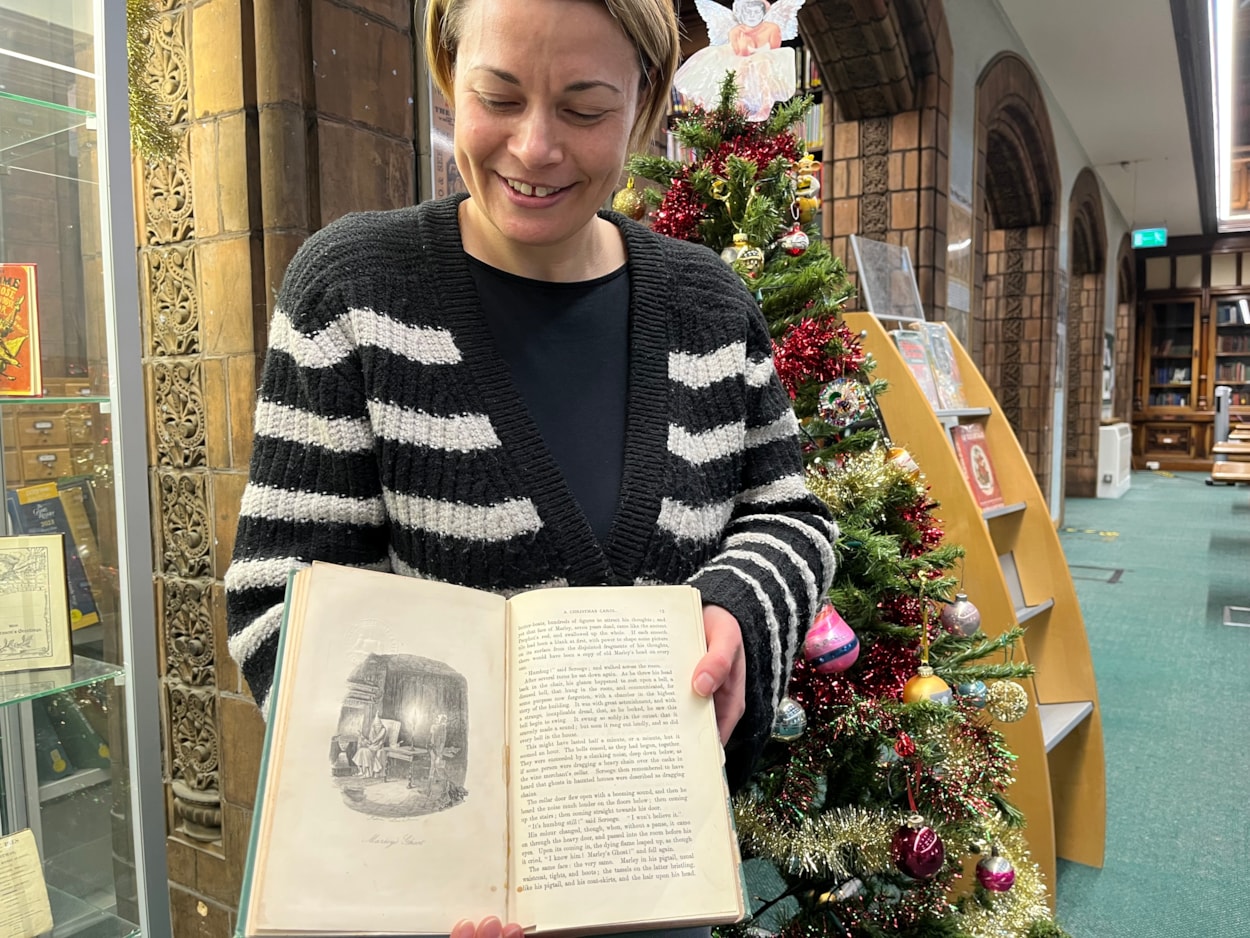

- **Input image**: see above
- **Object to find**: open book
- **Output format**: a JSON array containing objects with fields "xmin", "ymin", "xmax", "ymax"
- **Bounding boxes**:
[{"xmin": 239, "ymin": 562, "xmax": 744, "ymax": 937}]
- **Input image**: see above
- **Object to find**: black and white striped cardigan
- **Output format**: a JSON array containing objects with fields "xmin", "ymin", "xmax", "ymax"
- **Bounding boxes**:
[{"xmin": 224, "ymin": 193, "xmax": 836, "ymax": 788}]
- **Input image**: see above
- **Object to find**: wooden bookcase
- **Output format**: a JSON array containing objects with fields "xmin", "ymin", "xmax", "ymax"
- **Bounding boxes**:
[{"xmin": 845, "ymin": 312, "xmax": 1106, "ymax": 903}]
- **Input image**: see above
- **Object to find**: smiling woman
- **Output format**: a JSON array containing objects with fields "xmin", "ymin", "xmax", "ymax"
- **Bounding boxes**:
[{"xmin": 225, "ymin": 4, "xmax": 838, "ymax": 937}]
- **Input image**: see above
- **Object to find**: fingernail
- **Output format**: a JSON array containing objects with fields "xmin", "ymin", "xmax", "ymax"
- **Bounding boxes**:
[
  {"xmin": 693, "ymin": 673, "xmax": 715, "ymax": 696},
  {"xmin": 480, "ymin": 918, "xmax": 503, "ymax": 938},
  {"xmin": 451, "ymin": 921, "xmax": 472, "ymax": 938},
  {"xmin": 503, "ymin": 925, "xmax": 525, "ymax": 938}
]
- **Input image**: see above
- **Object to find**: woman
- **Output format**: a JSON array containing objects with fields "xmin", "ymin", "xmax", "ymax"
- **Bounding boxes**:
[{"xmin": 225, "ymin": 0, "xmax": 836, "ymax": 934}]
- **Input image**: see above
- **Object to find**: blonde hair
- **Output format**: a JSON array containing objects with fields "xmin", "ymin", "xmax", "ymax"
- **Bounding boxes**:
[{"xmin": 425, "ymin": 0, "xmax": 680, "ymax": 151}]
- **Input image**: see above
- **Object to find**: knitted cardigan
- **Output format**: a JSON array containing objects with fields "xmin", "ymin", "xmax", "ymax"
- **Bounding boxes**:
[{"xmin": 224, "ymin": 193, "xmax": 837, "ymax": 788}]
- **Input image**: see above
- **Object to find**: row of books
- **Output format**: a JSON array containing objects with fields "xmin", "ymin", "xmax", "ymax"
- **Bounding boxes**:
[
  {"xmin": 1150, "ymin": 340, "xmax": 1193, "ymax": 356},
  {"xmin": 1148, "ymin": 391, "xmax": 1189, "ymax": 407},
  {"xmin": 1227, "ymin": 390, "xmax": 1250, "ymax": 405},
  {"xmin": 1152, "ymin": 366, "xmax": 1191, "ymax": 385},
  {"xmin": 1216, "ymin": 335, "xmax": 1250, "ymax": 352},
  {"xmin": 890, "ymin": 322, "xmax": 969, "ymax": 412},
  {"xmin": 1215, "ymin": 363, "xmax": 1250, "ymax": 382}
]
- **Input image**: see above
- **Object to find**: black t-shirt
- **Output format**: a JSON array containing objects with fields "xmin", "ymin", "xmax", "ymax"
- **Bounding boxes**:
[{"xmin": 468, "ymin": 257, "xmax": 629, "ymax": 546}]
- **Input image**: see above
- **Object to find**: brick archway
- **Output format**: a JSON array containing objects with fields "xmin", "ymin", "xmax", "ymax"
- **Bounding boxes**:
[
  {"xmin": 1112, "ymin": 240, "xmax": 1136, "ymax": 422},
  {"xmin": 1064, "ymin": 168, "xmax": 1107, "ymax": 497},
  {"xmin": 974, "ymin": 52, "xmax": 1060, "ymax": 502},
  {"xmin": 800, "ymin": 0, "xmax": 952, "ymax": 320}
]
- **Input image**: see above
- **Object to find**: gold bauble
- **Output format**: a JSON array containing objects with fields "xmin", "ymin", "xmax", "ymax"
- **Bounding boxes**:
[
  {"xmin": 985, "ymin": 680, "xmax": 1030, "ymax": 723},
  {"xmin": 902, "ymin": 665, "xmax": 953, "ymax": 705},
  {"xmin": 611, "ymin": 177, "xmax": 646, "ymax": 221}
]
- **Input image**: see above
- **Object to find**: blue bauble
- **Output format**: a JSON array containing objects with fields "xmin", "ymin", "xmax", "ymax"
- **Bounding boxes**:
[
  {"xmin": 956, "ymin": 679, "xmax": 989, "ymax": 709},
  {"xmin": 771, "ymin": 696, "xmax": 807, "ymax": 741}
]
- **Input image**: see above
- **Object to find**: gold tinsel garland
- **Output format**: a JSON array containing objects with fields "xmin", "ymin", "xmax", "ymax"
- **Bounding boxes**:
[
  {"xmin": 956, "ymin": 827, "xmax": 1059, "ymax": 937},
  {"xmin": 127, "ymin": 0, "xmax": 177, "ymax": 160}
]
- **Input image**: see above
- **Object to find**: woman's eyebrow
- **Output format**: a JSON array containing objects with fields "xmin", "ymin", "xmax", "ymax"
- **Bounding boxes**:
[{"xmin": 468, "ymin": 66, "xmax": 622, "ymax": 95}]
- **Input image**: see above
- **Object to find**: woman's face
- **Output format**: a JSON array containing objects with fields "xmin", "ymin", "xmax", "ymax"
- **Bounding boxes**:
[
  {"xmin": 739, "ymin": 1, "xmax": 766, "ymax": 26},
  {"xmin": 452, "ymin": 0, "xmax": 642, "ymax": 262}
]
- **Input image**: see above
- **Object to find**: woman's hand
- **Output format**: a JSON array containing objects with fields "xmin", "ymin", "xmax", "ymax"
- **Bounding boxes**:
[
  {"xmin": 694, "ymin": 604, "xmax": 746, "ymax": 744},
  {"xmin": 450, "ymin": 917, "xmax": 524, "ymax": 938}
]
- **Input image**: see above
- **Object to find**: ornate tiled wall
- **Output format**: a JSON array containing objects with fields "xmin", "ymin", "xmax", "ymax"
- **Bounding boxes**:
[
  {"xmin": 134, "ymin": 2, "xmax": 417, "ymax": 934},
  {"xmin": 804, "ymin": 0, "xmax": 952, "ymax": 322}
]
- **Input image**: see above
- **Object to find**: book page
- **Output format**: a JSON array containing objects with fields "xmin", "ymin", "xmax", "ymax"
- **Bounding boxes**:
[
  {"xmin": 0, "ymin": 828, "xmax": 53, "ymax": 938},
  {"xmin": 506, "ymin": 586, "xmax": 741, "ymax": 934},
  {"xmin": 246, "ymin": 563, "xmax": 509, "ymax": 936}
]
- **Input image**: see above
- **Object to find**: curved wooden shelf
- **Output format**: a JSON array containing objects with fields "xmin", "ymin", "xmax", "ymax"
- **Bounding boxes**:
[{"xmin": 845, "ymin": 312, "xmax": 1107, "ymax": 904}]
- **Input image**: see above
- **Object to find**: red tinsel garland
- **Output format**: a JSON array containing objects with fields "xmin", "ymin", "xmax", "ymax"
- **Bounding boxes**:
[{"xmin": 772, "ymin": 318, "xmax": 866, "ymax": 399}]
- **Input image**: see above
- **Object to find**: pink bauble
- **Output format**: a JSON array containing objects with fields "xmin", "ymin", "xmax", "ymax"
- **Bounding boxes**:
[
  {"xmin": 804, "ymin": 605, "xmax": 860, "ymax": 674},
  {"xmin": 976, "ymin": 852, "xmax": 1016, "ymax": 892},
  {"xmin": 891, "ymin": 816, "xmax": 945, "ymax": 880}
]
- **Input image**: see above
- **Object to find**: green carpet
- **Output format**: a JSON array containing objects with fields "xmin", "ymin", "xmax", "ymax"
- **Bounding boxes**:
[{"xmin": 1052, "ymin": 471, "xmax": 1250, "ymax": 936}]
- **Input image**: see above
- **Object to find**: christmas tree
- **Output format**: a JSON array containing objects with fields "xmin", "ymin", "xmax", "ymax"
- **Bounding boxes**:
[{"xmin": 625, "ymin": 77, "xmax": 1071, "ymax": 938}]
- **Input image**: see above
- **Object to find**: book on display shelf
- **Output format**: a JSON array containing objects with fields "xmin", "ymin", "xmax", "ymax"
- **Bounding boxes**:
[
  {"xmin": 950, "ymin": 423, "xmax": 1005, "ymax": 511},
  {"xmin": 237, "ymin": 562, "xmax": 745, "ymax": 938},
  {"xmin": 890, "ymin": 328, "xmax": 943, "ymax": 408}
]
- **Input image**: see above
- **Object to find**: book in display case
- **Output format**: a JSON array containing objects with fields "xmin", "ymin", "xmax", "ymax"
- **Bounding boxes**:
[
  {"xmin": 844, "ymin": 311, "xmax": 1106, "ymax": 908},
  {"xmin": 0, "ymin": 1, "xmax": 169, "ymax": 934}
]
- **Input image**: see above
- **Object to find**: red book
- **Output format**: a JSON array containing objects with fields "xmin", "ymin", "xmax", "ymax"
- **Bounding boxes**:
[
  {"xmin": 0, "ymin": 264, "xmax": 43, "ymax": 397},
  {"xmin": 950, "ymin": 424, "xmax": 1004, "ymax": 510}
]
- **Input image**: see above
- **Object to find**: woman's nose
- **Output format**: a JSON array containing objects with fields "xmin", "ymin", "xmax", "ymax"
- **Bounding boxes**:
[{"xmin": 510, "ymin": 109, "xmax": 563, "ymax": 167}]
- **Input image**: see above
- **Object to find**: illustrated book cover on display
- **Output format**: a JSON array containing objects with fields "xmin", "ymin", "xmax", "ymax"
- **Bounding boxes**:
[
  {"xmin": 6, "ymin": 483, "xmax": 100, "ymax": 630},
  {"xmin": 237, "ymin": 562, "xmax": 745, "ymax": 938},
  {"xmin": 950, "ymin": 423, "xmax": 1005, "ymax": 510},
  {"xmin": 0, "ymin": 263, "xmax": 43, "ymax": 397},
  {"xmin": 890, "ymin": 328, "xmax": 942, "ymax": 408},
  {"xmin": 918, "ymin": 322, "xmax": 968, "ymax": 410},
  {"xmin": 0, "ymin": 533, "xmax": 73, "ymax": 674}
]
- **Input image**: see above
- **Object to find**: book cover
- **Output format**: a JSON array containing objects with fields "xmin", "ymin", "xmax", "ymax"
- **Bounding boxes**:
[
  {"xmin": 890, "ymin": 328, "xmax": 942, "ymax": 408},
  {"xmin": 41, "ymin": 693, "xmax": 111, "ymax": 770},
  {"xmin": 31, "ymin": 695, "xmax": 77, "ymax": 783},
  {"xmin": 238, "ymin": 563, "xmax": 743, "ymax": 938},
  {"xmin": 0, "ymin": 533, "xmax": 73, "ymax": 673},
  {"xmin": 920, "ymin": 322, "xmax": 968, "ymax": 410},
  {"xmin": 0, "ymin": 264, "xmax": 43, "ymax": 397},
  {"xmin": 7, "ymin": 484, "xmax": 100, "ymax": 630},
  {"xmin": 950, "ymin": 424, "xmax": 1005, "ymax": 510}
]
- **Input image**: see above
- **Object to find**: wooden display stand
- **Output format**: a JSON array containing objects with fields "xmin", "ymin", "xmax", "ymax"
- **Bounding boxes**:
[{"xmin": 845, "ymin": 312, "xmax": 1106, "ymax": 904}]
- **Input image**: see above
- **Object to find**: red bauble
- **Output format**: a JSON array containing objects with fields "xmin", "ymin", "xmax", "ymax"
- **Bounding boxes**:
[
  {"xmin": 890, "ymin": 815, "xmax": 945, "ymax": 879},
  {"xmin": 976, "ymin": 850, "xmax": 1016, "ymax": 892},
  {"xmin": 803, "ymin": 604, "xmax": 859, "ymax": 673}
]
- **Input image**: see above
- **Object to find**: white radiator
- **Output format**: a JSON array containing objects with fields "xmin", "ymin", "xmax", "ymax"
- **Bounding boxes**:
[{"xmin": 1096, "ymin": 422, "xmax": 1132, "ymax": 498}]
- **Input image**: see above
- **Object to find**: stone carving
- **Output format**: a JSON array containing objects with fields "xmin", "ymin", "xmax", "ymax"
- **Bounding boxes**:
[
  {"xmin": 145, "ymin": 9, "xmax": 189, "ymax": 126},
  {"xmin": 862, "ymin": 117, "xmax": 890, "ymax": 156},
  {"xmin": 158, "ymin": 471, "xmax": 212, "ymax": 579},
  {"xmin": 152, "ymin": 360, "xmax": 207, "ymax": 468},
  {"xmin": 861, "ymin": 193, "xmax": 888, "ymax": 240},
  {"xmin": 146, "ymin": 245, "xmax": 200, "ymax": 357},
  {"xmin": 144, "ymin": 135, "xmax": 194, "ymax": 245},
  {"xmin": 165, "ymin": 579, "xmax": 214, "ymax": 687},
  {"xmin": 167, "ymin": 685, "xmax": 222, "ymax": 844}
]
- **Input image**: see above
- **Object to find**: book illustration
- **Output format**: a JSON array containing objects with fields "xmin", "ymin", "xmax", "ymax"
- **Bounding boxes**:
[
  {"xmin": 891, "ymin": 328, "xmax": 943, "ymax": 408},
  {"xmin": 332, "ymin": 653, "xmax": 469, "ymax": 819},
  {"xmin": 950, "ymin": 424, "xmax": 1005, "ymax": 510},
  {"xmin": 0, "ymin": 264, "xmax": 42, "ymax": 397},
  {"xmin": 0, "ymin": 543, "xmax": 54, "ymax": 660},
  {"xmin": 673, "ymin": 0, "xmax": 806, "ymax": 121},
  {"xmin": 920, "ymin": 322, "xmax": 968, "ymax": 409}
]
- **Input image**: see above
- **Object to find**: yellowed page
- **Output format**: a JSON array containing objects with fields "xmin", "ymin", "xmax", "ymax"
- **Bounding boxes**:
[
  {"xmin": 506, "ymin": 585, "xmax": 742, "ymax": 933},
  {"xmin": 0, "ymin": 829, "xmax": 53, "ymax": 938},
  {"xmin": 248, "ymin": 563, "xmax": 509, "ymax": 935}
]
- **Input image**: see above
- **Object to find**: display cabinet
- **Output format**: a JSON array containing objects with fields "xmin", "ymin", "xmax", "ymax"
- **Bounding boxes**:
[
  {"xmin": 1214, "ymin": 297, "xmax": 1250, "ymax": 407},
  {"xmin": 0, "ymin": 1, "xmax": 169, "ymax": 935}
]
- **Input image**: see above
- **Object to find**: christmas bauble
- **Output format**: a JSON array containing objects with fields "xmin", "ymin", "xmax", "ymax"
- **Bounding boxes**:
[
  {"xmin": 902, "ymin": 665, "xmax": 952, "ymax": 705},
  {"xmin": 940, "ymin": 592, "xmax": 981, "ymax": 636},
  {"xmin": 817, "ymin": 378, "xmax": 870, "ymax": 429},
  {"xmin": 738, "ymin": 243, "xmax": 765, "ymax": 277},
  {"xmin": 956, "ymin": 679, "xmax": 988, "ymax": 709},
  {"xmin": 778, "ymin": 222, "xmax": 809, "ymax": 257},
  {"xmin": 611, "ymin": 179, "xmax": 646, "ymax": 221},
  {"xmin": 891, "ymin": 815, "xmax": 945, "ymax": 879},
  {"xmin": 888, "ymin": 446, "xmax": 922, "ymax": 481},
  {"xmin": 771, "ymin": 696, "xmax": 807, "ymax": 741},
  {"xmin": 804, "ymin": 605, "xmax": 860, "ymax": 673},
  {"xmin": 976, "ymin": 849, "xmax": 1016, "ymax": 892},
  {"xmin": 985, "ymin": 680, "xmax": 1029, "ymax": 722},
  {"xmin": 721, "ymin": 233, "xmax": 749, "ymax": 266},
  {"xmin": 817, "ymin": 878, "xmax": 863, "ymax": 904}
]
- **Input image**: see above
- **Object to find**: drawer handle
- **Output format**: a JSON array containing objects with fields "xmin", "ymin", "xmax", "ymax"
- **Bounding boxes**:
[
  {"xmin": 33, "ymin": 421, "xmax": 53, "ymax": 431},
  {"xmin": 37, "ymin": 454, "xmax": 58, "ymax": 464}
]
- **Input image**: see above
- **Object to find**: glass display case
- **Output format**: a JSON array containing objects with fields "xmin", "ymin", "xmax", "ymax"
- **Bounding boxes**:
[{"xmin": 0, "ymin": 1, "xmax": 169, "ymax": 934}]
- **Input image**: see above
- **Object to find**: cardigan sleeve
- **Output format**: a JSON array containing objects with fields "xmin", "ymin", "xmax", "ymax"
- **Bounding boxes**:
[
  {"xmin": 224, "ymin": 233, "xmax": 391, "ymax": 713},
  {"xmin": 686, "ymin": 303, "xmax": 838, "ymax": 790}
]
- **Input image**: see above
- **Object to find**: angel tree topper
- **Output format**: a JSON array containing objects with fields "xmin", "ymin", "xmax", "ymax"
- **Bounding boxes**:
[{"xmin": 674, "ymin": 0, "xmax": 806, "ymax": 121}]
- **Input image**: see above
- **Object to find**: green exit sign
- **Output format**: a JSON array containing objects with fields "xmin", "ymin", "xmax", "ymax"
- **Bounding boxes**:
[{"xmin": 1132, "ymin": 227, "xmax": 1168, "ymax": 249}]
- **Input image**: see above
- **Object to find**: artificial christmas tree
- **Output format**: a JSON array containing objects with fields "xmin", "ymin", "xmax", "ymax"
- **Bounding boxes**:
[{"xmin": 626, "ymin": 76, "xmax": 1071, "ymax": 938}]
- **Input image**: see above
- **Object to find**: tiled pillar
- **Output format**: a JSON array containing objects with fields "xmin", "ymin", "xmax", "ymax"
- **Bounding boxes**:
[{"xmin": 1065, "ymin": 272, "xmax": 1106, "ymax": 497}]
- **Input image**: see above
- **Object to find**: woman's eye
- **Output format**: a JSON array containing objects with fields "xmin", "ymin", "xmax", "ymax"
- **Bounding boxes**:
[
  {"xmin": 478, "ymin": 97, "xmax": 517, "ymax": 112},
  {"xmin": 567, "ymin": 110, "xmax": 606, "ymax": 122}
]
